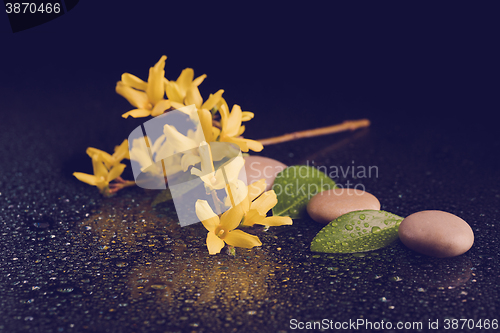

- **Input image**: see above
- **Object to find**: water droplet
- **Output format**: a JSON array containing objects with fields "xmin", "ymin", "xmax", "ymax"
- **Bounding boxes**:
[
  {"xmin": 371, "ymin": 226, "xmax": 381, "ymax": 233},
  {"xmin": 151, "ymin": 284, "xmax": 167, "ymax": 290},
  {"xmin": 359, "ymin": 214, "xmax": 366, "ymax": 220},
  {"xmin": 389, "ymin": 276, "xmax": 403, "ymax": 282},
  {"xmin": 341, "ymin": 242, "xmax": 348, "ymax": 246},
  {"xmin": 364, "ymin": 223, "xmax": 369, "ymax": 228},
  {"xmin": 57, "ymin": 286, "xmax": 74, "ymax": 293},
  {"xmin": 116, "ymin": 262, "xmax": 128, "ymax": 267},
  {"xmin": 345, "ymin": 225, "xmax": 353, "ymax": 231}
]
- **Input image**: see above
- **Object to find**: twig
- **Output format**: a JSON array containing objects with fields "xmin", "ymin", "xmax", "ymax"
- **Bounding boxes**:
[
  {"xmin": 257, "ymin": 119, "xmax": 370, "ymax": 146},
  {"xmin": 212, "ymin": 119, "xmax": 221, "ymax": 128},
  {"xmin": 108, "ymin": 177, "xmax": 136, "ymax": 194}
]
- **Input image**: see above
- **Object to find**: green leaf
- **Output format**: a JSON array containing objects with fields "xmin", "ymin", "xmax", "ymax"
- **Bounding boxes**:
[
  {"xmin": 151, "ymin": 188, "xmax": 173, "ymax": 207},
  {"xmin": 310, "ymin": 210, "xmax": 403, "ymax": 253},
  {"xmin": 272, "ymin": 165, "xmax": 336, "ymax": 218}
]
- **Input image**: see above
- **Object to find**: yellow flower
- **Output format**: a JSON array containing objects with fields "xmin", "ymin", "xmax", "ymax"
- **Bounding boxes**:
[
  {"xmin": 165, "ymin": 68, "xmax": 207, "ymax": 105},
  {"xmin": 196, "ymin": 90, "xmax": 225, "ymax": 142},
  {"xmin": 73, "ymin": 154, "xmax": 126, "ymax": 193},
  {"xmin": 195, "ymin": 200, "xmax": 262, "ymax": 255},
  {"xmin": 240, "ymin": 179, "xmax": 293, "ymax": 227},
  {"xmin": 166, "ymin": 69, "xmax": 224, "ymax": 142},
  {"xmin": 117, "ymin": 55, "xmax": 184, "ymax": 118},
  {"xmin": 218, "ymin": 100, "xmax": 263, "ymax": 153},
  {"xmin": 86, "ymin": 139, "xmax": 129, "ymax": 169}
]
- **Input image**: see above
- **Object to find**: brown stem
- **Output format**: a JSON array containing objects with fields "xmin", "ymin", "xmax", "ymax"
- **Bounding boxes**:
[
  {"xmin": 212, "ymin": 119, "xmax": 221, "ymax": 129},
  {"xmin": 108, "ymin": 178, "xmax": 136, "ymax": 194},
  {"xmin": 257, "ymin": 119, "xmax": 370, "ymax": 146},
  {"xmin": 211, "ymin": 190, "xmax": 222, "ymax": 215}
]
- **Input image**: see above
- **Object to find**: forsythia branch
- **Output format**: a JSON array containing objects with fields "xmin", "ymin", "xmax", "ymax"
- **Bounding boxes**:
[{"xmin": 257, "ymin": 119, "xmax": 370, "ymax": 146}]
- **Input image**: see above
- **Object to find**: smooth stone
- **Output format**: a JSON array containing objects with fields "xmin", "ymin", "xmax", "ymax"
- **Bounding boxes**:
[
  {"xmin": 306, "ymin": 188, "xmax": 381, "ymax": 224},
  {"xmin": 244, "ymin": 156, "xmax": 287, "ymax": 191},
  {"xmin": 398, "ymin": 210, "xmax": 474, "ymax": 258}
]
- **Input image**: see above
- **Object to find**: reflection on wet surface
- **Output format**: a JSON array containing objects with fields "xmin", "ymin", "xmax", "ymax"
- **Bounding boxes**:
[
  {"xmin": 44, "ymin": 186, "xmax": 484, "ymax": 332},
  {"xmin": 2, "ymin": 172, "xmax": 494, "ymax": 333}
]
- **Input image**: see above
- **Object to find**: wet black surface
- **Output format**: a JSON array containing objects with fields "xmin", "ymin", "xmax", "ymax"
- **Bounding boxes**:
[{"xmin": 1, "ymin": 2, "xmax": 500, "ymax": 333}]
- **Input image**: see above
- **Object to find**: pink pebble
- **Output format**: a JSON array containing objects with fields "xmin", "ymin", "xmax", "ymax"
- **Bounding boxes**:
[
  {"xmin": 398, "ymin": 210, "xmax": 474, "ymax": 258},
  {"xmin": 244, "ymin": 156, "xmax": 287, "ymax": 191},
  {"xmin": 307, "ymin": 188, "xmax": 381, "ymax": 224}
]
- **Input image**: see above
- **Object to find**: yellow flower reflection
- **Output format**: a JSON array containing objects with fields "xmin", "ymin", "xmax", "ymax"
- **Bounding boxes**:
[
  {"xmin": 73, "ymin": 154, "xmax": 126, "ymax": 194},
  {"xmin": 195, "ymin": 200, "xmax": 261, "ymax": 255},
  {"xmin": 241, "ymin": 179, "xmax": 293, "ymax": 227}
]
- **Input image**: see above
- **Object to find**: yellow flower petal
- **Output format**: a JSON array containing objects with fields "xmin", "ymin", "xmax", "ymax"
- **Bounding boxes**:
[
  {"xmin": 73, "ymin": 172, "xmax": 97, "ymax": 186},
  {"xmin": 201, "ymin": 89, "xmax": 224, "ymax": 111},
  {"xmin": 224, "ymin": 229, "xmax": 262, "ymax": 249},
  {"xmin": 163, "ymin": 124, "xmax": 198, "ymax": 152},
  {"xmin": 192, "ymin": 74, "xmax": 207, "ymax": 87},
  {"xmin": 198, "ymin": 142, "xmax": 215, "ymax": 174},
  {"xmin": 250, "ymin": 190, "xmax": 277, "ymax": 216},
  {"xmin": 241, "ymin": 209, "xmax": 265, "ymax": 226},
  {"xmin": 176, "ymin": 68, "xmax": 195, "ymax": 95},
  {"xmin": 211, "ymin": 154, "xmax": 245, "ymax": 190},
  {"xmin": 121, "ymin": 109, "xmax": 152, "ymax": 119},
  {"xmin": 151, "ymin": 99, "xmax": 172, "ymax": 117},
  {"xmin": 170, "ymin": 101, "xmax": 187, "ymax": 110},
  {"xmin": 258, "ymin": 216, "xmax": 293, "ymax": 227},
  {"xmin": 245, "ymin": 139, "xmax": 264, "ymax": 152},
  {"xmin": 236, "ymin": 125, "xmax": 246, "ymax": 137},
  {"xmin": 86, "ymin": 148, "xmax": 113, "ymax": 168},
  {"xmin": 116, "ymin": 82, "xmax": 150, "ymax": 109},
  {"xmin": 107, "ymin": 163, "xmax": 126, "ymax": 182},
  {"xmin": 225, "ymin": 104, "xmax": 242, "ymax": 137},
  {"xmin": 198, "ymin": 109, "xmax": 214, "ymax": 142},
  {"xmin": 247, "ymin": 178, "xmax": 267, "ymax": 202},
  {"xmin": 222, "ymin": 136, "xmax": 263, "ymax": 153},
  {"xmin": 212, "ymin": 126, "xmax": 221, "ymax": 141},
  {"xmin": 129, "ymin": 148, "xmax": 152, "ymax": 172},
  {"xmin": 146, "ymin": 55, "xmax": 167, "ymax": 104},
  {"xmin": 180, "ymin": 153, "xmax": 201, "ymax": 171},
  {"xmin": 241, "ymin": 112, "xmax": 254, "ymax": 122},
  {"xmin": 92, "ymin": 155, "xmax": 108, "ymax": 179},
  {"xmin": 165, "ymin": 81, "xmax": 183, "ymax": 103},
  {"xmin": 218, "ymin": 99, "xmax": 230, "ymax": 127},
  {"xmin": 219, "ymin": 203, "xmax": 245, "ymax": 231},
  {"xmin": 113, "ymin": 139, "xmax": 129, "ymax": 162},
  {"xmin": 195, "ymin": 200, "xmax": 219, "ymax": 232},
  {"xmin": 206, "ymin": 231, "xmax": 225, "ymax": 254},
  {"xmin": 224, "ymin": 179, "xmax": 249, "ymax": 208},
  {"xmin": 185, "ymin": 86, "xmax": 203, "ymax": 109},
  {"xmin": 121, "ymin": 73, "xmax": 148, "ymax": 91},
  {"xmin": 221, "ymin": 137, "xmax": 247, "ymax": 152}
]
